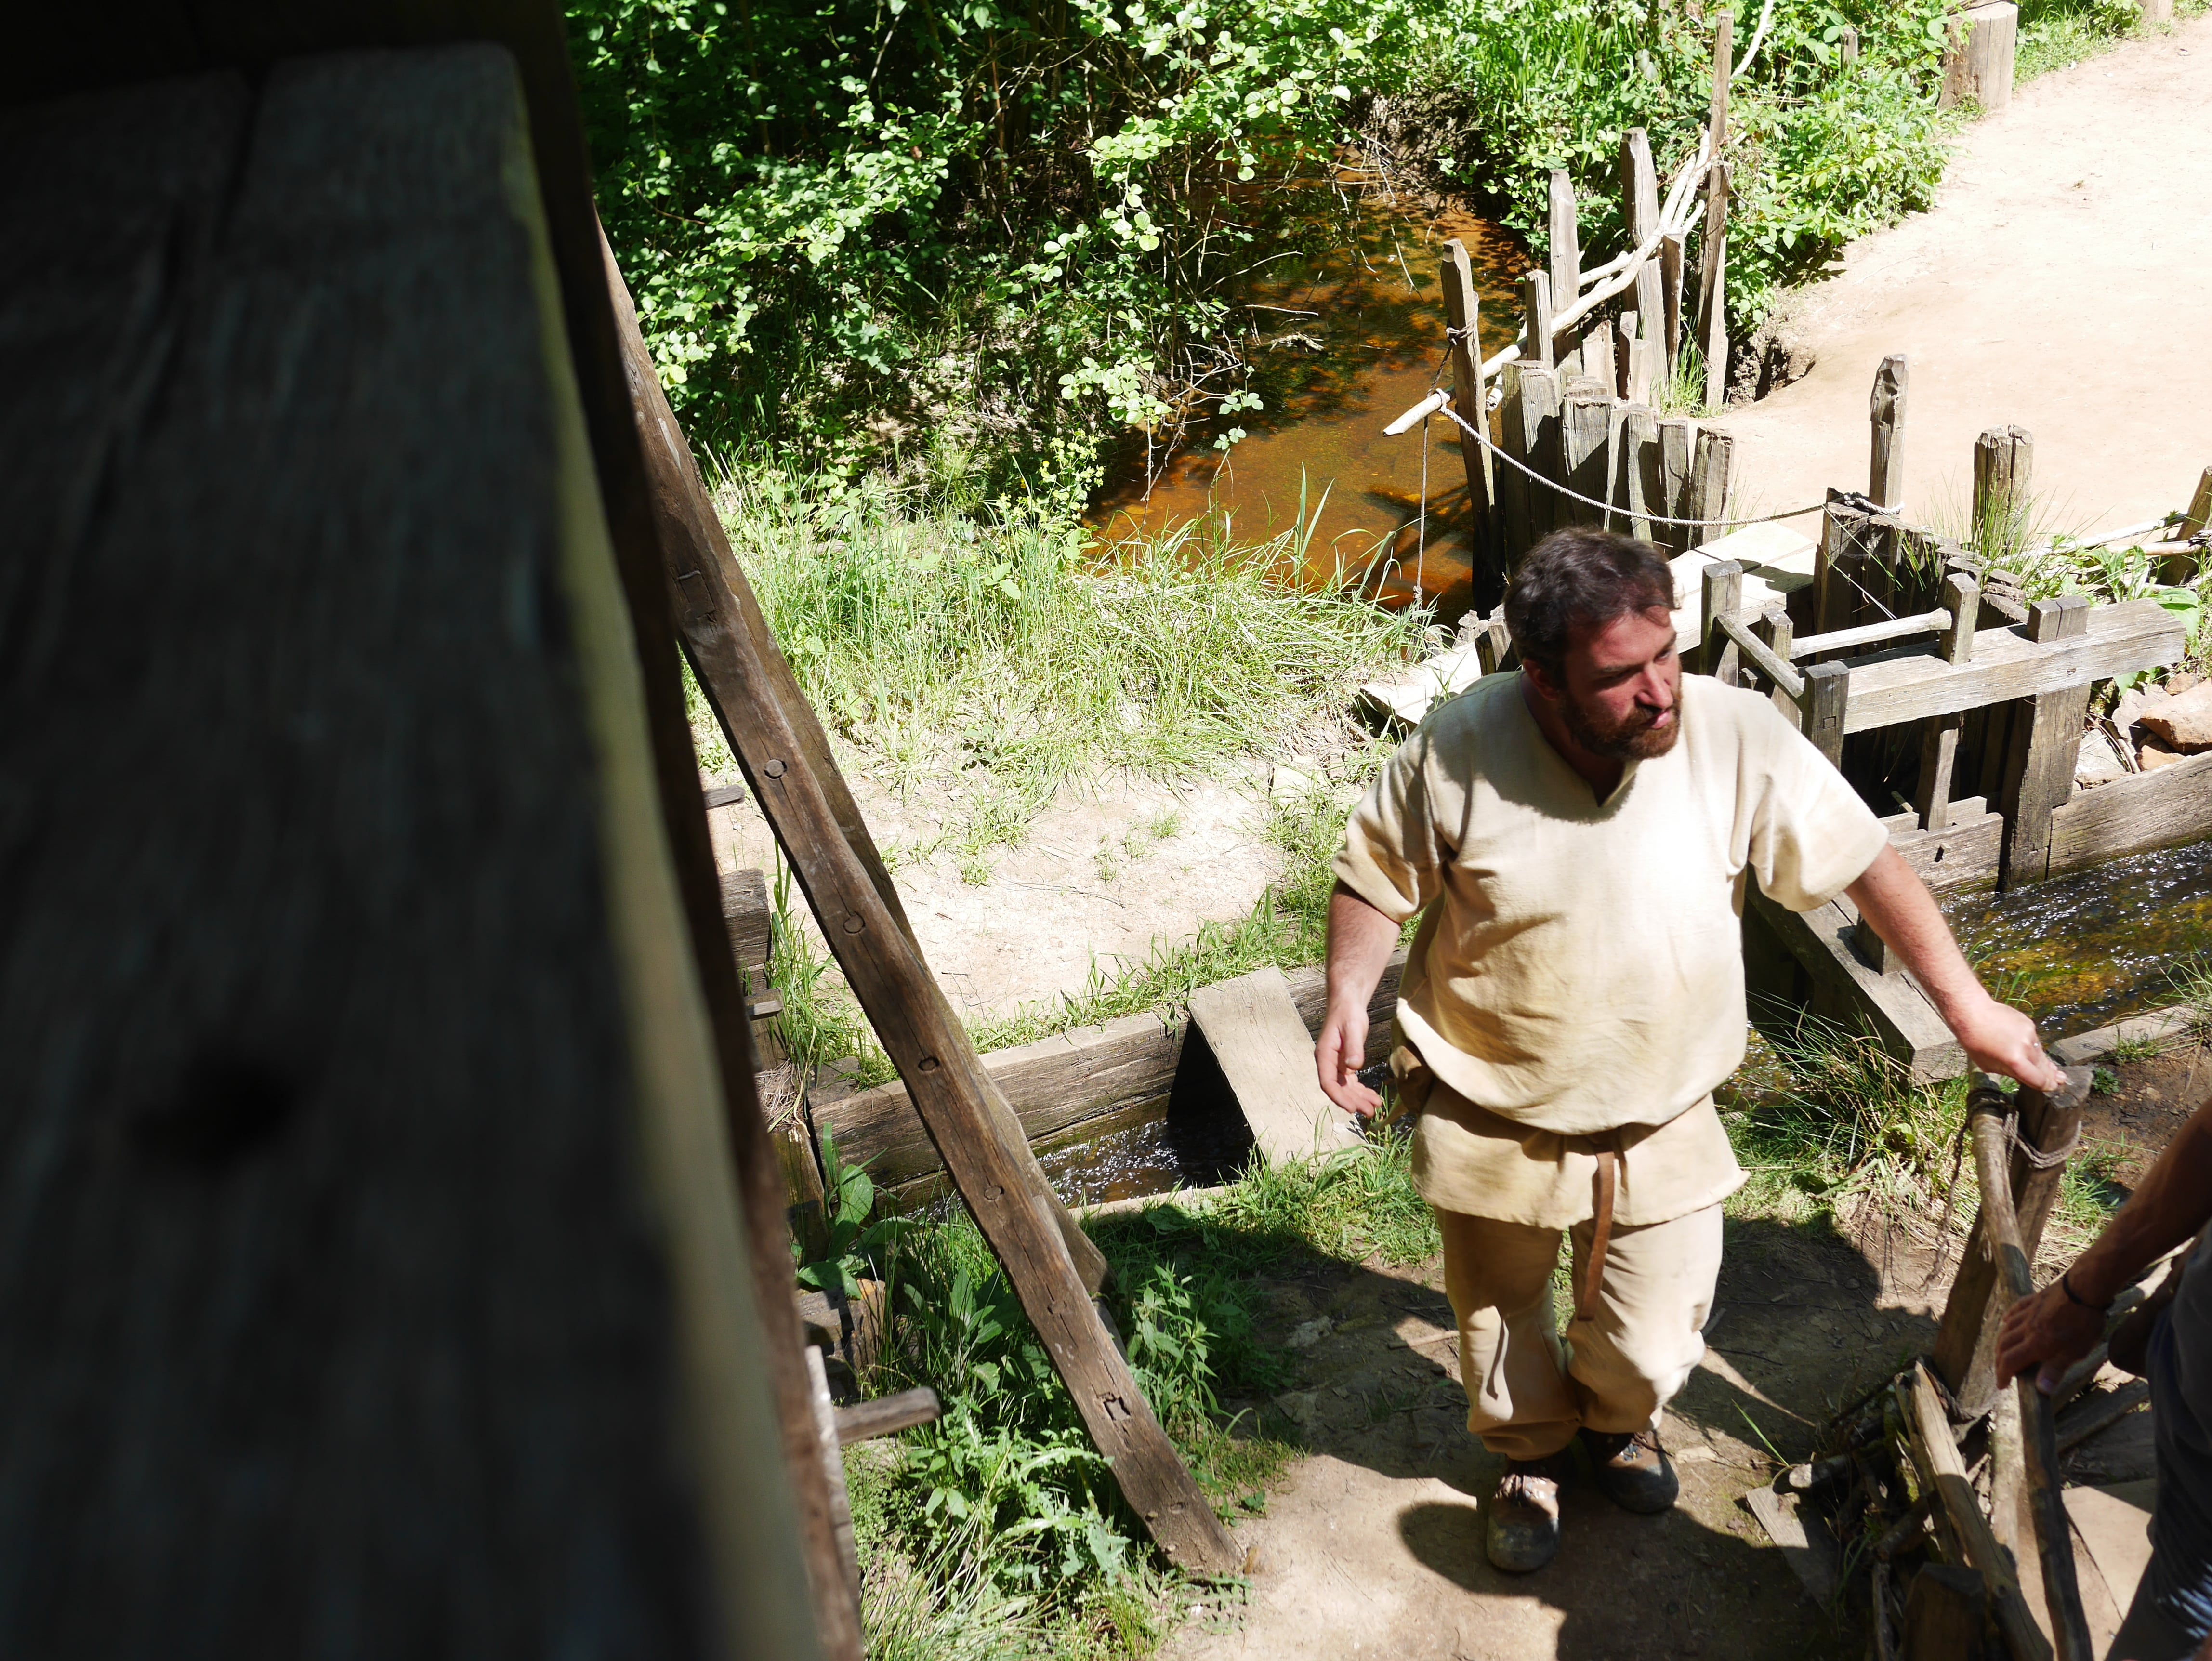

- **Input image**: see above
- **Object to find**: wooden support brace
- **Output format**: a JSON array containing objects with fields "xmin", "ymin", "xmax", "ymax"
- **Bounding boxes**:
[
  {"xmin": 601, "ymin": 239, "xmax": 1236, "ymax": 1570},
  {"xmin": 2167, "ymin": 463, "xmax": 2212, "ymax": 584},
  {"xmin": 1915, "ymin": 573, "xmax": 1981, "ymax": 832}
]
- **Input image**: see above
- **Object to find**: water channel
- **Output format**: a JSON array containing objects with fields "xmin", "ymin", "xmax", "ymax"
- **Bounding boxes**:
[{"xmin": 1086, "ymin": 194, "xmax": 1529, "ymax": 608}]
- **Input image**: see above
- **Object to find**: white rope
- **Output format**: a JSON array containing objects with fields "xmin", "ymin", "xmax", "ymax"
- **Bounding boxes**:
[
  {"xmin": 1732, "ymin": 0, "xmax": 1779, "ymax": 80},
  {"xmin": 1426, "ymin": 392, "xmax": 1830, "ymax": 531}
]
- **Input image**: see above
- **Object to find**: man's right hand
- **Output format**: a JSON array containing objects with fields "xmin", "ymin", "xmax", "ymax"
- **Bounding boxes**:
[{"xmin": 1316, "ymin": 1000, "xmax": 1381, "ymax": 1118}]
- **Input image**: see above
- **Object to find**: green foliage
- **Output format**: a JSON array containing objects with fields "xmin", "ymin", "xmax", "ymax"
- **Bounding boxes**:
[
  {"xmin": 570, "ymin": 0, "xmax": 1423, "ymax": 494},
  {"xmin": 795, "ymin": 1127, "xmax": 913, "ymax": 1296},
  {"xmin": 1402, "ymin": 0, "xmax": 1953, "ymax": 336}
]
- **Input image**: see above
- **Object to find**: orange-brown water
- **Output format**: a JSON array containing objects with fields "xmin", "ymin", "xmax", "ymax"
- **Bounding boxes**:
[{"xmin": 1087, "ymin": 197, "xmax": 1530, "ymax": 609}]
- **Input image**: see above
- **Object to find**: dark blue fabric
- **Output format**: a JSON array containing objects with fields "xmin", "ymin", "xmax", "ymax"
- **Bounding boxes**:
[{"xmin": 2144, "ymin": 1231, "xmax": 2212, "ymax": 1641}]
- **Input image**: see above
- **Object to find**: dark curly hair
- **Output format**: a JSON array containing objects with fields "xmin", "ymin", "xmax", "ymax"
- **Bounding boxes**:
[{"xmin": 1502, "ymin": 528, "xmax": 1675, "ymax": 677}]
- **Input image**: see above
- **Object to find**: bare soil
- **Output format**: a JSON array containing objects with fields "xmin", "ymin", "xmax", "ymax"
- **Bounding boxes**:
[
  {"xmin": 1165, "ymin": 1045, "xmax": 2200, "ymax": 1661},
  {"xmin": 1724, "ymin": 17, "xmax": 2212, "ymax": 536},
  {"xmin": 705, "ymin": 767, "xmax": 1289, "ymax": 1020}
]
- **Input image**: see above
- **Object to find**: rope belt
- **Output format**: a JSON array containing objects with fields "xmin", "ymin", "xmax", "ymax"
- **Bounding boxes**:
[{"xmin": 1578, "ymin": 1134, "xmax": 1622, "ymax": 1324}]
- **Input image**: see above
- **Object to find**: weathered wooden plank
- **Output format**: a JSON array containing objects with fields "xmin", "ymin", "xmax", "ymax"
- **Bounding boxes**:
[
  {"xmin": 1685, "ymin": 425, "xmax": 1736, "ymax": 529},
  {"xmin": 1521, "ymin": 268, "xmax": 1555, "ymax": 372},
  {"xmin": 1189, "ymin": 968, "xmax": 1362, "ymax": 1164},
  {"xmin": 1884, "ymin": 804, "xmax": 2004, "ymax": 894},
  {"xmin": 1621, "ymin": 129, "xmax": 1665, "ymax": 370},
  {"xmin": 0, "ymin": 53, "xmax": 817, "ymax": 1660},
  {"xmin": 817, "ymin": 956, "xmax": 1408, "ymax": 1187},
  {"xmin": 1659, "ymin": 231, "xmax": 1686, "ymax": 379},
  {"xmin": 2050, "ymin": 750, "xmax": 2212, "ymax": 875},
  {"xmin": 724, "ymin": 865, "xmax": 775, "ymax": 974},
  {"xmin": 1558, "ymin": 387, "xmax": 1615, "ymax": 529},
  {"xmin": 1840, "ymin": 598, "xmax": 2183, "ymax": 733},
  {"xmin": 834, "ymin": 1387, "xmax": 942, "ymax": 1446},
  {"xmin": 1548, "ymin": 169, "xmax": 1581, "ymax": 367},
  {"xmin": 1620, "ymin": 404, "xmax": 1660, "ymax": 543},
  {"xmin": 1802, "ymin": 661, "xmax": 1851, "ymax": 767},
  {"xmin": 2001, "ymin": 596, "xmax": 2094, "ymax": 886},
  {"xmin": 1658, "ymin": 417, "xmax": 1696, "ymax": 543},
  {"xmin": 1745, "ymin": 889, "xmax": 1962, "ymax": 1078},
  {"xmin": 1516, "ymin": 364, "xmax": 1563, "ymax": 544}
]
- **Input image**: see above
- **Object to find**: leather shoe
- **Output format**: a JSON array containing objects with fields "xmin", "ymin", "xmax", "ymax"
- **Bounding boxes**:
[
  {"xmin": 1580, "ymin": 1427, "xmax": 1678, "ymax": 1514},
  {"xmin": 1485, "ymin": 1454, "xmax": 1567, "ymax": 1573}
]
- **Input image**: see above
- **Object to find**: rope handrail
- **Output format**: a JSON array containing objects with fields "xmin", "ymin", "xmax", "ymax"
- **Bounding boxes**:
[{"xmin": 1424, "ymin": 391, "xmax": 1830, "ymax": 531}]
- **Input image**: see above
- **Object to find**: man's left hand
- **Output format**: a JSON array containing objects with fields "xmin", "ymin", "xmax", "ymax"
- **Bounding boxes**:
[{"xmin": 1944, "ymin": 991, "xmax": 2064, "ymax": 1093}]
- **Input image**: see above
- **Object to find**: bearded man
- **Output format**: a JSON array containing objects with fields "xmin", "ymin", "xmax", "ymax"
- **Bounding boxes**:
[{"xmin": 1315, "ymin": 528, "xmax": 2061, "ymax": 1572}]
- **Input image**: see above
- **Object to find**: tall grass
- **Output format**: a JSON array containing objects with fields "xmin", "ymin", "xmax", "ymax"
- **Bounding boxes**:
[{"xmin": 715, "ymin": 464, "xmax": 1422, "ymax": 837}]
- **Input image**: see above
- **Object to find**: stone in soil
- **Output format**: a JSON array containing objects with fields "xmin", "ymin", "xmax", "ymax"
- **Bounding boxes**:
[{"xmin": 2139, "ymin": 681, "xmax": 2212, "ymax": 753}]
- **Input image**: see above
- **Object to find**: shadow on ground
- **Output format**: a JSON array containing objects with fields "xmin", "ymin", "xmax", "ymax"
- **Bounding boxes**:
[{"xmin": 1161, "ymin": 1209, "xmax": 1945, "ymax": 1661}]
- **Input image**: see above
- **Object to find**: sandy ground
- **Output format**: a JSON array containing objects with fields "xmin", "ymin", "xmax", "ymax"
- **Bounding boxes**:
[
  {"xmin": 1725, "ymin": 18, "xmax": 2212, "ymax": 538},
  {"xmin": 705, "ymin": 767, "xmax": 1292, "ymax": 1020}
]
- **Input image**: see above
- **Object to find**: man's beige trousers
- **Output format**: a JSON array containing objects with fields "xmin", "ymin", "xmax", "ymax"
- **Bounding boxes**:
[{"xmin": 1438, "ymin": 1203, "xmax": 1724, "ymax": 1462}]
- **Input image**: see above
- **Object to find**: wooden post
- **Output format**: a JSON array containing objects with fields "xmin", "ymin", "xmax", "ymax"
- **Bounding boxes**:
[
  {"xmin": 1514, "ymin": 365, "xmax": 1564, "ymax": 544},
  {"xmin": 604, "ymin": 248, "xmax": 1238, "ymax": 1573},
  {"xmin": 1495, "ymin": 361, "xmax": 1531, "ymax": 558},
  {"xmin": 1622, "ymin": 129, "xmax": 1666, "ymax": 366},
  {"xmin": 1906, "ymin": 1365, "xmax": 2055, "ymax": 1661},
  {"xmin": 1914, "ymin": 572, "xmax": 1981, "ymax": 832},
  {"xmin": 1901, "ymin": 1564, "xmax": 1993, "ymax": 1661},
  {"xmin": 1802, "ymin": 661, "xmax": 1850, "ymax": 766},
  {"xmin": 1659, "ymin": 231, "xmax": 1687, "ymax": 381},
  {"xmin": 1837, "ymin": 22, "xmax": 1860, "ymax": 61},
  {"xmin": 1521, "ymin": 269, "xmax": 1555, "ymax": 371},
  {"xmin": 1973, "ymin": 424, "xmax": 2034, "ymax": 558},
  {"xmin": 1685, "ymin": 425, "xmax": 1736, "ymax": 532},
  {"xmin": 1758, "ymin": 605, "xmax": 1796, "ymax": 716},
  {"xmin": 1440, "ymin": 238, "xmax": 1499, "ymax": 585},
  {"xmin": 1622, "ymin": 404, "xmax": 1661, "ymax": 543},
  {"xmin": 1702, "ymin": 561, "xmax": 1744, "ymax": 683},
  {"xmin": 1967, "ymin": 1081, "xmax": 2097, "ymax": 1661},
  {"xmin": 1870, "ymin": 353, "xmax": 1909, "ymax": 511},
  {"xmin": 1557, "ymin": 387, "xmax": 1616, "ymax": 530},
  {"xmin": 1816, "ymin": 490, "xmax": 1876, "ymax": 635},
  {"xmin": 1578, "ymin": 319, "xmax": 1616, "ymax": 400},
  {"xmin": 1934, "ymin": 1063, "xmax": 2092, "ymax": 1418},
  {"xmin": 1940, "ymin": 1, "xmax": 2019, "ymax": 115},
  {"xmin": 1999, "ymin": 595, "xmax": 2092, "ymax": 888},
  {"xmin": 1549, "ymin": 169, "xmax": 1582, "ymax": 371},
  {"xmin": 1659, "ymin": 417, "xmax": 1697, "ymax": 545},
  {"xmin": 1698, "ymin": 10, "xmax": 1734, "ymax": 409},
  {"xmin": 803, "ymin": 1346, "xmax": 863, "ymax": 1627}
]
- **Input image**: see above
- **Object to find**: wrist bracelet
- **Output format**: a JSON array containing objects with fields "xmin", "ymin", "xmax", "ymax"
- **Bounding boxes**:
[{"xmin": 2060, "ymin": 1270, "xmax": 2108, "ymax": 1312}]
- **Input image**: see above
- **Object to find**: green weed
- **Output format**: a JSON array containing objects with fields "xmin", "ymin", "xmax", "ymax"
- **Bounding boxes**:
[{"xmin": 2112, "ymin": 1033, "xmax": 2165, "ymax": 1064}]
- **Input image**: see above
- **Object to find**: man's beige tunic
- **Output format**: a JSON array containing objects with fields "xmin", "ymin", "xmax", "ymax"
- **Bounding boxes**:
[{"xmin": 1334, "ymin": 672, "xmax": 1888, "ymax": 1228}]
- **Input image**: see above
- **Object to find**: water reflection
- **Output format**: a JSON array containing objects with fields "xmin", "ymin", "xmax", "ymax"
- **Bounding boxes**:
[{"xmin": 1087, "ymin": 194, "xmax": 1529, "ymax": 609}]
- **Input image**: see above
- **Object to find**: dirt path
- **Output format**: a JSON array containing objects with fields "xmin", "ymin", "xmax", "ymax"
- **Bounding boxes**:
[{"xmin": 1726, "ymin": 19, "xmax": 2212, "ymax": 537}]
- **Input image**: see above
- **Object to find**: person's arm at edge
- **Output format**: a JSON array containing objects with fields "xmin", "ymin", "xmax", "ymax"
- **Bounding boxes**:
[
  {"xmin": 1996, "ymin": 1095, "xmax": 2212, "ymax": 1390},
  {"xmin": 1317, "ymin": 881, "xmax": 1398, "ymax": 1118},
  {"xmin": 1845, "ymin": 843, "xmax": 2062, "ymax": 1092}
]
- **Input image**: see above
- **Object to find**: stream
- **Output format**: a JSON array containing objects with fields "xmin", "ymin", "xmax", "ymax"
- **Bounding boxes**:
[{"xmin": 1086, "ymin": 193, "xmax": 1528, "ymax": 608}]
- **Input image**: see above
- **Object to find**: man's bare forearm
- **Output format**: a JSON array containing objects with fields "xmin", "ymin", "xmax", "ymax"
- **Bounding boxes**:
[
  {"xmin": 1845, "ymin": 844, "xmax": 2060, "ymax": 1090},
  {"xmin": 1326, "ymin": 882, "xmax": 1399, "ymax": 1014},
  {"xmin": 2068, "ymin": 1098, "xmax": 2212, "ymax": 1306}
]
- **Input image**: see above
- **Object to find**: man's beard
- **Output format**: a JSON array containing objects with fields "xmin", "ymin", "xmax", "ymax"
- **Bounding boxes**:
[{"xmin": 1561, "ymin": 689, "xmax": 1681, "ymax": 761}]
